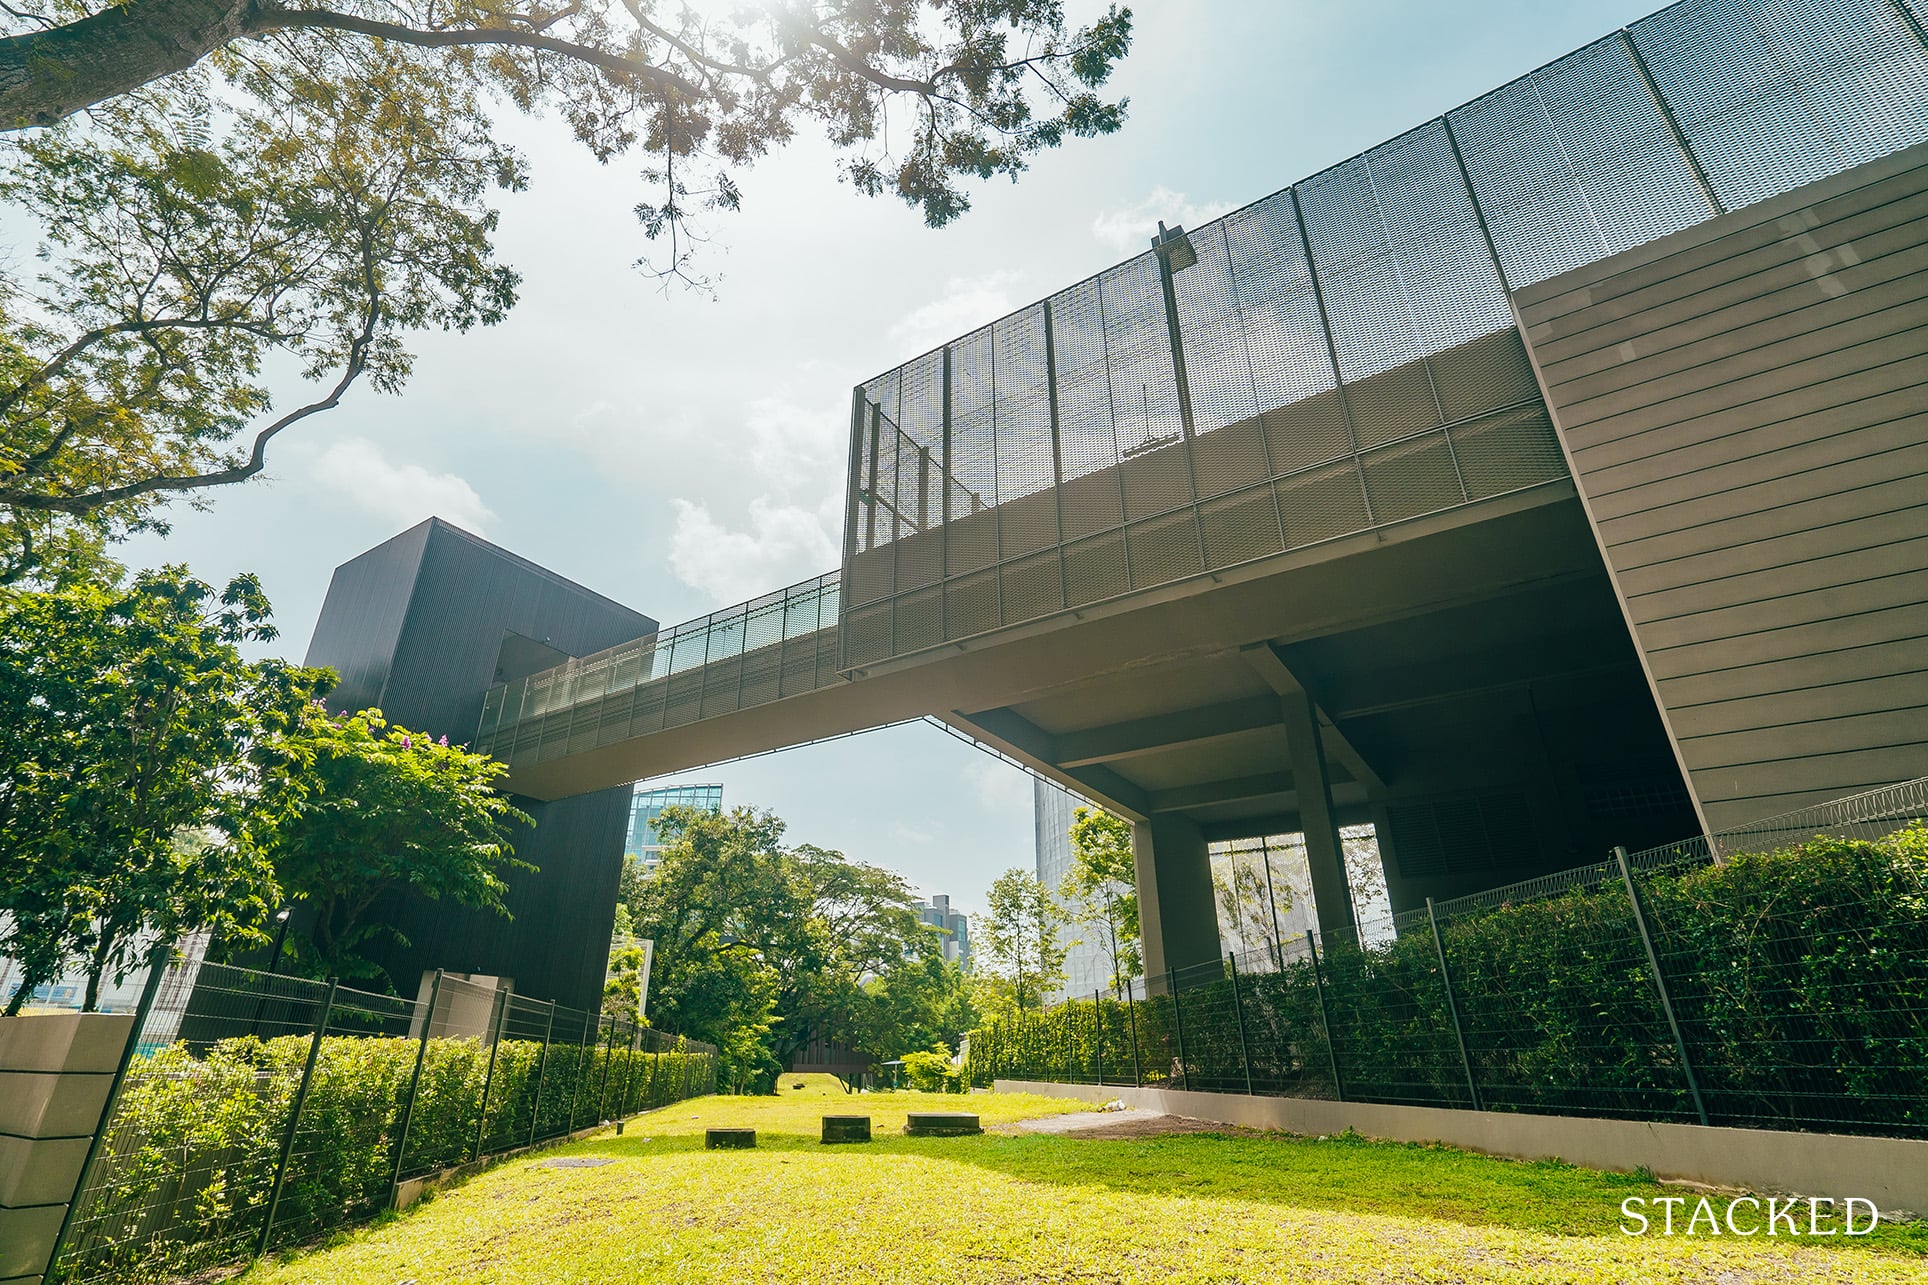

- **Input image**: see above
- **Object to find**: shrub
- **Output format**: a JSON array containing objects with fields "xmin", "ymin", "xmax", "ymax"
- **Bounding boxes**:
[{"xmin": 964, "ymin": 829, "xmax": 1928, "ymax": 1138}]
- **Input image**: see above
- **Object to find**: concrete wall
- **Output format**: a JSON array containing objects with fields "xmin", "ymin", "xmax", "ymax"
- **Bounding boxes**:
[
  {"xmin": 997, "ymin": 1079, "xmax": 1928, "ymax": 1217},
  {"xmin": 0, "ymin": 1014, "xmax": 134, "ymax": 1285},
  {"xmin": 1516, "ymin": 143, "xmax": 1928, "ymax": 829}
]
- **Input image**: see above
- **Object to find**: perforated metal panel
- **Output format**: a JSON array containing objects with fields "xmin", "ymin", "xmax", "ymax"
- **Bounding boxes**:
[{"xmin": 844, "ymin": 0, "xmax": 1928, "ymax": 664}]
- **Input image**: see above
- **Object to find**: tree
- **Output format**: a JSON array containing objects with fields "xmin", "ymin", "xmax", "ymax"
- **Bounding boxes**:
[
  {"xmin": 248, "ymin": 707, "xmax": 532, "ymax": 983},
  {"xmin": 0, "ymin": 3, "xmax": 1131, "ymax": 582},
  {"xmin": 977, "ymin": 866, "xmax": 1066, "ymax": 1014},
  {"xmin": 625, "ymin": 804, "xmax": 793, "ymax": 1090},
  {"xmin": 1062, "ymin": 805, "xmax": 1139, "ymax": 992},
  {"xmin": 0, "ymin": 42, "xmax": 519, "ymax": 583},
  {"xmin": 602, "ymin": 940, "xmax": 646, "ymax": 1021},
  {"xmin": 0, "ymin": 567, "xmax": 317, "ymax": 1013},
  {"xmin": 624, "ymin": 804, "xmax": 973, "ymax": 1089}
]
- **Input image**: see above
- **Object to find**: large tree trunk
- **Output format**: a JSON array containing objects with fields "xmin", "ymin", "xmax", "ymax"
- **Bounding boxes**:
[{"xmin": 0, "ymin": 0, "xmax": 258, "ymax": 130}]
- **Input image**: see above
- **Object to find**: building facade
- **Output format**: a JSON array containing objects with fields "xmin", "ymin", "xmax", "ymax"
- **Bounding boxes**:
[
  {"xmin": 914, "ymin": 895, "xmax": 971, "ymax": 970},
  {"xmin": 303, "ymin": 517, "xmax": 658, "ymax": 1012},
  {"xmin": 624, "ymin": 782, "xmax": 725, "ymax": 874},
  {"xmin": 1033, "ymin": 777, "xmax": 1126, "ymax": 1001}
]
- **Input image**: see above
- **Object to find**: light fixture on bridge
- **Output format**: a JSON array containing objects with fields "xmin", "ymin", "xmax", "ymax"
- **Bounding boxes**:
[{"xmin": 1152, "ymin": 220, "xmax": 1197, "ymax": 273}]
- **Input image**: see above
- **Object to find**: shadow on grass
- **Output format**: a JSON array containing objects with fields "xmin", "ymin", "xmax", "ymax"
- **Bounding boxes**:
[{"xmin": 559, "ymin": 1111, "xmax": 1928, "ymax": 1261}]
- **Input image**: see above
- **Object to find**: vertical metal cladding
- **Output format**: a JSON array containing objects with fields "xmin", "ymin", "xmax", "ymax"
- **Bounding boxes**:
[{"xmin": 842, "ymin": 0, "xmax": 1928, "ymax": 668}]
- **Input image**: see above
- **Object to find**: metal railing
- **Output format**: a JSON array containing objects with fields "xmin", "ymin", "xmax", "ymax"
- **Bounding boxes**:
[
  {"xmin": 969, "ymin": 777, "xmax": 1928, "ymax": 1139},
  {"xmin": 477, "ymin": 570, "xmax": 841, "ymax": 766},
  {"xmin": 50, "ymin": 959, "xmax": 715, "ymax": 1285}
]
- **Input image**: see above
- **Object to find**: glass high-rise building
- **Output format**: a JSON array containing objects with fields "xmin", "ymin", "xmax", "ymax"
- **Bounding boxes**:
[
  {"xmin": 625, "ymin": 782, "xmax": 724, "ymax": 873},
  {"xmin": 914, "ymin": 895, "xmax": 971, "ymax": 970},
  {"xmin": 1034, "ymin": 777, "xmax": 1127, "ymax": 1001}
]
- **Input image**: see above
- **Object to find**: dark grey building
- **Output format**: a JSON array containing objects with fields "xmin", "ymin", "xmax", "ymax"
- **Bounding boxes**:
[{"xmin": 303, "ymin": 518, "xmax": 657, "ymax": 1010}]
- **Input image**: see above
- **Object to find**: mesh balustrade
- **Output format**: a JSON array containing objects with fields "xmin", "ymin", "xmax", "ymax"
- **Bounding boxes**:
[{"xmin": 843, "ymin": 0, "xmax": 1928, "ymax": 667}]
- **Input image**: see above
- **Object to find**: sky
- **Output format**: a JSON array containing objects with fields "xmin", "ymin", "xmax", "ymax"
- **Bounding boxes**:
[{"xmin": 121, "ymin": 0, "xmax": 1664, "ymax": 922}]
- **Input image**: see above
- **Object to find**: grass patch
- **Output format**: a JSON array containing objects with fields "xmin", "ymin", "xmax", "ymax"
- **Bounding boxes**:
[{"xmin": 243, "ymin": 1076, "xmax": 1928, "ymax": 1283}]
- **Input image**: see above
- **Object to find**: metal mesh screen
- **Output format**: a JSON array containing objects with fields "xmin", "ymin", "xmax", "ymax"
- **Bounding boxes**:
[{"xmin": 844, "ymin": 0, "xmax": 1928, "ymax": 667}]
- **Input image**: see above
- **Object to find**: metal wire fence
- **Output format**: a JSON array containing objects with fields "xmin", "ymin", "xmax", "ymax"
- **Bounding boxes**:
[
  {"xmin": 967, "ymin": 778, "xmax": 1928, "ymax": 1140},
  {"xmin": 50, "ymin": 963, "xmax": 715, "ymax": 1284},
  {"xmin": 844, "ymin": 0, "xmax": 1928, "ymax": 668}
]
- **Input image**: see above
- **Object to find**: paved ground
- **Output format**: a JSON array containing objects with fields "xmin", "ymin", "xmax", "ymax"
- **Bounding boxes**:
[{"xmin": 997, "ymin": 1108, "xmax": 1252, "ymax": 1140}]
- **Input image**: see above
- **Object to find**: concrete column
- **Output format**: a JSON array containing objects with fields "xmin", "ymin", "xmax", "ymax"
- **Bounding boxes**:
[
  {"xmin": 1281, "ymin": 688, "xmax": 1355, "ymax": 936},
  {"xmin": 1131, "ymin": 815, "xmax": 1220, "ymax": 989}
]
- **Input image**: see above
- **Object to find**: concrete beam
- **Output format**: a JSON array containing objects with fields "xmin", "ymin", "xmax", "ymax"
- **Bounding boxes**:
[
  {"xmin": 1239, "ymin": 644, "xmax": 1388, "ymax": 796},
  {"xmin": 944, "ymin": 708, "xmax": 1152, "ymax": 821},
  {"xmin": 1054, "ymin": 699, "xmax": 1282, "ymax": 769},
  {"xmin": 1146, "ymin": 773, "xmax": 1294, "ymax": 814}
]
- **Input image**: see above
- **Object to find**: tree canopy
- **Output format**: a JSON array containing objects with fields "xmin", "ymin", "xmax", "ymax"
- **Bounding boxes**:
[
  {"xmin": 976, "ymin": 865, "xmax": 1065, "ymax": 1016},
  {"xmin": 623, "ymin": 803, "xmax": 973, "ymax": 1092},
  {"xmin": 247, "ymin": 706, "xmax": 533, "ymax": 981},
  {"xmin": 0, "ymin": 2, "xmax": 1131, "ymax": 583},
  {"xmin": 1062, "ymin": 804, "xmax": 1138, "ymax": 991},
  {"xmin": 0, "ymin": 566, "xmax": 319, "ymax": 1012}
]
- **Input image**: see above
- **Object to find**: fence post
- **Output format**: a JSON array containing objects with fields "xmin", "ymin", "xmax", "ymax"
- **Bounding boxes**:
[
  {"xmin": 1426, "ymin": 898, "xmax": 1482, "ymax": 1113},
  {"xmin": 1615, "ymin": 847, "xmax": 1711, "ymax": 1127},
  {"xmin": 388, "ymin": 970, "xmax": 442, "ymax": 1198},
  {"xmin": 1093, "ymin": 990, "xmax": 1104, "ymax": 1086},
  {"xmin": 619, "ymin": 1025, "xmax": 640, "ymax": 1117},
  {"xmin": 1126, "ymin": 980, "xmax": 1141, "ymax": 1088},
  {"xmin": 528, "ymin": 999, "xmax": 557, "ymax": 1147},
  {"xmin": 259, "ymin": 976, "xmax": 338, "ymax": 1257},
  {"xmin": 46, "ymin": 940, "xmax": 172, "ymax": 1279},
  {"xmin": 470, "ymin": 987, "xmax": 510, "ymax": 1161},
  {"xmin": 1065, "ymin": 1003, "xmax": 1076, "ymax": 1084},
  {"xmin": 1306, "ymin": 932, "xmax": 1344, "ymax": 1102},
  {"xmin": 565, "ymin": 1012, "xmax": 591, "ymax": 1132},
  {"xmin": 1167, "ymin": 968, "xmax": 1187, "ymax": 1089},
  {"xmin": 596, "ymin": 1017, "xmax": 618, "ymax": 1120},
  {"xmin": 1228, "ymin": 954, "xmax": 1254, "ymax": 1097}
]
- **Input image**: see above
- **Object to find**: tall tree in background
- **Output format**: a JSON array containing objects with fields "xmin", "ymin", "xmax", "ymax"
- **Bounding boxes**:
[
  {"xmin": 623, "ymin": 806, "xmax": 975, "ymax": 1090},
  {"xmin": 0, "ymin": 567, "xmax": 318, "ymax": 1012},
  {"xmin": 0, "ymin": 4, "xmax": 1131, "ymax": 583},
  {"xmin": 1062, "ymin": 805, "xmax": 1139, "ymax": 992},
  {"xmin": 978, "ymin": 867, "xmax": 1067, "ymax": 1016},
  {"xmin": 625, "ymin": 805, "xmax": 792, "ymax": 1091},
  {"xmin": 247, "ymin": 707, "xmax": 532, "ymax": 983}
]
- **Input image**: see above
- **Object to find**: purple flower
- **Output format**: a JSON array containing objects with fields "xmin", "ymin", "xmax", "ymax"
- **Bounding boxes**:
[
  {"xmin": 400, "ymin": 735, "xmax": 412, "ymax": 749},
  {"xmin": 438, "ymin": 735, "xmax": 449, "ymax": 746}
]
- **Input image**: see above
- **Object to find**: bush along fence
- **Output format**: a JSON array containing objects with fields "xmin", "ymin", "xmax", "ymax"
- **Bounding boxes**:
[
  {"xmin": 48, "ymin": 962, "xmax": 716, "ymax": 1285},
  {"xmin": 966, "ymin": 779, "xmax": 1928, "ymax": 1142}
]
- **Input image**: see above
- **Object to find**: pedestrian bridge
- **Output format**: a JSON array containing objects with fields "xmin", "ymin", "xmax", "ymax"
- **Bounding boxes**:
[{"xmin": 474, "ymin": 0, "xmax": 1928, "ymax": 974}]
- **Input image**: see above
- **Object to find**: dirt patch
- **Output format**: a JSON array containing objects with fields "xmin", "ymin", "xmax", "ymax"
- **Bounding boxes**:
[{"xmin": 997, "ymin": 1109, "xmax": 1253, "ymax": 1140}]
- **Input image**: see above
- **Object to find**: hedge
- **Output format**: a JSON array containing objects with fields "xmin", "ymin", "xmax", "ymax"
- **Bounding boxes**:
[
  {"xmin": 58, "ymin": 1033, "xmax": 716, "ymax": 1284},
  {"xmin": 965, "ymin": 828, "xmax": 1928, "ymax": 1138}
]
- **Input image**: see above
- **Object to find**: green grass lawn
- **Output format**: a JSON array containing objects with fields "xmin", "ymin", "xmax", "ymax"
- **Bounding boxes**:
[{"xmin": 243, "ymin": 1076, "xmax": 1928, "ymax": 1284}]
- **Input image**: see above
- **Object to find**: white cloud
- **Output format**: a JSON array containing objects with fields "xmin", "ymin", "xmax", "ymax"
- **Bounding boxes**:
[
  {"xmin": 888, "ymin": 271, "xmax": 1025, "ymax": 349},
  {"xmin": 1091, "ymin": 187, "xmax": 1235, "ymax": 254},
  {"xmin": 667, "ymin": 495, "xmax": 840, "ymax": 604},
  {"xmin": 964, "ymin": 754, "xmax": 1034, "ymax": 816},
  {"xmin": 310, "ymin": 436, "xmax": 495, "ymax": 536}
]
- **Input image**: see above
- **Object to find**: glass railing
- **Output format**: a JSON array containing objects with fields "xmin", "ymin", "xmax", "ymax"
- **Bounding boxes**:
[{"xmin": 477, "ymin": 571, "xmax": 840, "ymax": 752}]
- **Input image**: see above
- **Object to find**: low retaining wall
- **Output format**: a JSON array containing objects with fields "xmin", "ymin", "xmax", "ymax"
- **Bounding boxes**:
[
  {"xmin": 995, "ymin": 1080, "xmax": 1928, "ymax": 1216},
  {"xmin": 0, "ymin": 1014, "xmax": 136, "ymax": 1285}
]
